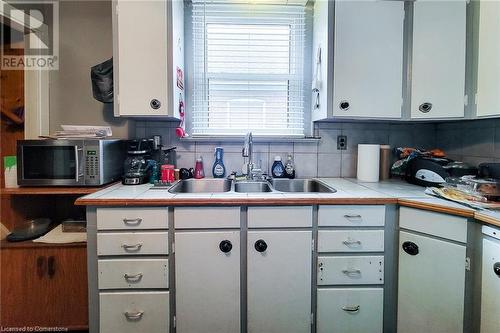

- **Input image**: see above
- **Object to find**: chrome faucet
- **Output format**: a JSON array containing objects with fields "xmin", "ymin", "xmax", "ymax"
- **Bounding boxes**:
[{"xmin": 242, "ymin": 132, "xmax": 254, "ymax": 179}]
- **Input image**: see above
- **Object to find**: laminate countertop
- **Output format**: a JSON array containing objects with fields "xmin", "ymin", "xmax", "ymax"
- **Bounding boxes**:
[{"xmin": 75, "ymin": 178, "xmax": 500, "ymax": 228}]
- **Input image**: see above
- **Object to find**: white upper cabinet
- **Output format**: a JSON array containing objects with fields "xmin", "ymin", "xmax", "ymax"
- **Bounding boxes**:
[
  {"xmin": 332, "ymin": 0, "xmax": 404, "ymax": 119},
  {"xmin": 112, "ymin": 0, "xmax": 184, "ymax": 117},
  {"xmin": 476, "ymin": 0, "xmax": 500, "ymax": 117},
  {"xmin": 410, "ymin": 0, "xmax": 467, "ymax": 119}
]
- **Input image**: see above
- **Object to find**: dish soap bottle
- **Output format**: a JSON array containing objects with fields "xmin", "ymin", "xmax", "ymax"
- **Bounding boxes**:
[
  {"xmin": 194, "ymin": 156, "xmax": 205, "ymax": 179},
  {"xmin": 284, "ymin": 154, "xmax": 295, "ymax": 179},
  {"xmin": 271, "ymin": 156, "xmax": 286, "ymax": 178},
  {"xmin": 212, "ymin": 147, "xmax": 226, "ymax": 178}
]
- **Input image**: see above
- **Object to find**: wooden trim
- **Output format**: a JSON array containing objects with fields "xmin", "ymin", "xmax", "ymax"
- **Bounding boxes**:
[
  {"xmin": 475, "ymin": 212, "xmax": 500, "ymax": 228},
  {"xmin": 1, "ymin": 183, "xmax": 119, "ymax": 196},
  {"xmin": 397, "ymin": 199, "xmax": 475, "ymax": 218},
  {"xmin": 75, "ymin": 197, "xmax": 398, "ymax": 206}
]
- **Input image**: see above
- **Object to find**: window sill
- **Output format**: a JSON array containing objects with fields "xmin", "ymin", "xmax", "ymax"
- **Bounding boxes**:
[{"xmin": 180, "ymin": 136, "xmax": 321, "ymax": 143}]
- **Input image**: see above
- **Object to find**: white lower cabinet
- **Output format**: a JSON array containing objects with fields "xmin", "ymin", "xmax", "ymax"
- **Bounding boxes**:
[
  {"xmin": 481, "ymin": 226, "xmax": 500, "ymax": 333},
  {"xmin": 175, "ymin": 231, "xmax": 240, "ymax": 333},
  {"xmin": 317, "ymin": 288, "xmax": 383, "ymax": 333},
  {"xmin": 99, "ymin": 291, "xmax": 169, "ymax": 333},
  {"xmin": 247, "ymin": 230, "xmax": 312, "ymax": 333},
  {"xmin": 397, "ymin": 231, "xmax": 466, "ymax": 333}
]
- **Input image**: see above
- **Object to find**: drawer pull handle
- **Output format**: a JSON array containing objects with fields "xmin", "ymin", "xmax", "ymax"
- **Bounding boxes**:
[
  {"xmin": 123, "ymin": 218, "xmax": 142, "ymax": 225},
  {"xmin": 342, "ymin": 269, "xmax": 361, "ymax": 275},
  {"xmin": 124, "ymin": 311, "xmax": 144, "ymax": 320},
  {"xmin": 124, "ymin": 273, "xmax": 143, "ymax": 281},
  {"xmin": 342, "ymin": 239, "xmax": 362, "ymax": 246},
  {"xmin": 341, "ymin": 305, "xmax": 360, "ymax": 312},
  {"xmin": 122, "ymin": 243, "xmax": 143, "ymax": 251},
  {"xmin": 344, "ymin": 214, "xmax": 362, "ymax": 220}
]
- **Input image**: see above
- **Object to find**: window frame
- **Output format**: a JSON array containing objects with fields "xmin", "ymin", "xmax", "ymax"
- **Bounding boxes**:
[{"xmin": 185, "ymin": 0, "xmax": 313, "ymax": 139}]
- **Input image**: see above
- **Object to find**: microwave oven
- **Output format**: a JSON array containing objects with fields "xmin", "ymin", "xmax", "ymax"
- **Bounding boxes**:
[{"xmin": 17, "ymin": 139, "xmax": 125, "ymax": 186}]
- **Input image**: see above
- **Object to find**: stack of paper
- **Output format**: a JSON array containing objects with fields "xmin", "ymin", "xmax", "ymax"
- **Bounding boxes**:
[{"xmin": 49, "ymin": 125, "xmax": 113, "ymax": 139}]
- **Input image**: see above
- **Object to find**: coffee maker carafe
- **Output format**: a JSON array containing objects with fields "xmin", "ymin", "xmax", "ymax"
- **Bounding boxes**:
[{"xmin": 123, "ymin": 139, "xmax": 153, "ymax": 185}]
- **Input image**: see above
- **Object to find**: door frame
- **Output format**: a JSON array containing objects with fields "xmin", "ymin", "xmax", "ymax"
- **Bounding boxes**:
[{"xmin": 0, "ymin": 0, "xmax": 50, "ymax": 139}]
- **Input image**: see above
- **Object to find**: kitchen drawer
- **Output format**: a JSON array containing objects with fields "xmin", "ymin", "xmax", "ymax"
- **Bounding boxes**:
[
  {"xmin": 100, "ymin": 291, "xmax": 169, "ymax": 333},
  {"xmin": 98, "ymin": 259, "xmax": 168, "ymax": 289},
  {"xmin": 97, "ymin": 208, "xmax": 168, "ymax": 231},
  {"xmin": 318, "ymin": 256, "xmax": 384, "ymax": 285},
  {"xmin": 174, "ymin": 207, "xmax": 240, "ymax": 229},
  {"xmin": 317, "ymin": 288, "xmax": 383, "ymax": 333},
  {"xmin": 318, "ymin": 230, "xmax": 384, "ymax": 253},
  {"xmin": 247, "ymin": 206, "xmax": 312, "ymax": 228},
  {"xmin": 97, "ymin": 232, "xmax": 168, "ymax": 256},
  {"xmin": 318, "ymin": 205, "xmax": 385, "ymax": 227},
  {"xmin": 399, "ymin": 207, "xmax": 467, "ymax": 243}
]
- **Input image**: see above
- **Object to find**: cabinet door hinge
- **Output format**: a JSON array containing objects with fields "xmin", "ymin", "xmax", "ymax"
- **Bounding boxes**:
[
  {"xmin": 464, "ymin": 94, "xmax": 469, "ymax": 106},
  {"xmin": 311, "ymin": 239, "xmax": 315, "ymax": 252},
  {"xmin": 474, "ymin": 93, "xmax": 478, "ymax": 106},
  {"xmin": 465, "ymin": 257, "xmax": 471, "ymax": 271},
  {"xmin": 311, "ymin": 312, "xmax": 314, "ymax": 325},
  {"xmin": 173, "ymin": 315, "xmax": 176, "ymax": 328},
  {"xmin": 171, "ymin": 241, "xmax": 175, "ymax": 254}
]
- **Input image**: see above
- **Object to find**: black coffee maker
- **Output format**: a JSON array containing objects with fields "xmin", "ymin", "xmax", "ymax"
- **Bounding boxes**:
[{"xmin": 122, "ymin": 139, "xmax": 153, "ymax": 185}]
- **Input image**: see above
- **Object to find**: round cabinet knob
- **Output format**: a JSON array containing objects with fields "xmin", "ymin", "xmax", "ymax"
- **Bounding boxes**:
[
  {"xmin": 150, "ymin": 99, "xmax": 161, "ymax": 110},
  {"xmin": 219, "ymin": 240, "xmax": 233, "ymax": 253},
  {"xmin": 339, "ymin": 100, "xmax": 350, "ymax": 111},
  {"xmin": 254, "ymin": 239, "xmax": 268, "ymax": 253},
  {"xmin": 494, "ymin": 262, "xmax": 500, "ymax": 277},
  {"xmin": 402, "ymin": 241, "xmax": 419, "ymax": 256},
  {"xmin": 419, "ymin": 102, "xmax": 432, "ymax": 113}
]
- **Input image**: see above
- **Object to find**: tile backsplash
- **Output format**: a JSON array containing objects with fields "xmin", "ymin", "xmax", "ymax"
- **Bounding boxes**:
[
  {"xmin": 136, "ymin": 120, "xmax": 438, "ymax": 178},
  {"xmin": 135, "ymin": 118, "xmax": 499, "ymax": 178},
  {"xmin": 436, "ymin": 118, "xmax": 500, "ymax": 167}
]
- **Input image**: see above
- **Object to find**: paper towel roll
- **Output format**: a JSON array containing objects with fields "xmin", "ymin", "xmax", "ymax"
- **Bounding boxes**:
[{"xmin": 357, "ymin": 144, "xmax": 381, "ymax": 182}]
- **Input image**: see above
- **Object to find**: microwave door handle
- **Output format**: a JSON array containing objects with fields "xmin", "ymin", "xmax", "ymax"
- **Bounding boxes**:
[{"xmin": 75, "ymin": 146, "xmax": 83, "ymax": 183}]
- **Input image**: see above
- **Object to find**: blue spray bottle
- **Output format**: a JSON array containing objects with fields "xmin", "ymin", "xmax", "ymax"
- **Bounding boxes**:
[{"xmin": 212, "ymin": 147, "xmax": 226, "ymax": 178}]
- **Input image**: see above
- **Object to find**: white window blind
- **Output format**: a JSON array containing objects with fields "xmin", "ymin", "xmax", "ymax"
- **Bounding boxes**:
[{"xmin": 191, "ymin": 0, "xmax": 306, "ymax": 137}]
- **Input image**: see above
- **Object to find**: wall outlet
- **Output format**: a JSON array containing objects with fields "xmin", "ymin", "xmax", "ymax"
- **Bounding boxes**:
[{"xmin": 337, "ymin": 135, "xmax": 347, "ymax": 150}]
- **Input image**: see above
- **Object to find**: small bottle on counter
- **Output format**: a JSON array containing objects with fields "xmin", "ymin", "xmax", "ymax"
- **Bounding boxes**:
[
  {"xmin": 194, "ymin": 156, "xmax": 205, "ymax": 179},
  {"xmin": 212, "ymin": 147, "xmax": 226, "ymax": 178},
  {"xmin": 149, "ymin": 162, "xmax": 159, "ymax": 184},
  {"xmin": 284, "ymin": 154, "xmax": 296, "ymax": 179},
  {"xmin": 271, "ymin": 156, "xmax": 286, "ymax": 178}
]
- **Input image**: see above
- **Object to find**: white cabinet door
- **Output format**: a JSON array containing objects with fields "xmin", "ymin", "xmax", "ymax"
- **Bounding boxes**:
[
  {"xmin": 481, "ymin": 238, "xmax": 500, "ymax": 333},
  {"xmin": 476, "ymin": 0, "xmax": 500, "ymax": 117},
  {"xmin": 410, "ymin": 0, "xmax": 467, "ymax": 119},
  {"xmin": 332, "ymin": 0, "xmax": 404, "ymax": 118},
  {"xmin": 113, "ymin": 0, "xmax": 169, "ymax": 117},
  {"xmin": 398, "ymin": 231, "xmax": 466, "ymax": 333},
  {"xmin": 175, "ymin": 231, "xmax": 240, "ymax": 333},
  {"xmin": 247, "ymin": 230, "xmax": 312, "ymax": 333}
]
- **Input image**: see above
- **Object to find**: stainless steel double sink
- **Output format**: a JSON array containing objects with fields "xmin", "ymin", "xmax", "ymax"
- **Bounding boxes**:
[{"xmin": 167, "ymin": 178, "xmax": 336, "ymax": 194}]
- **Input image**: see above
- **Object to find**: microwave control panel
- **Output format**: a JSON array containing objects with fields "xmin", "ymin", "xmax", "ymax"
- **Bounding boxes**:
[{"xmin": 85, "ymin": 148, "xmax": 100, "ymax": 183}]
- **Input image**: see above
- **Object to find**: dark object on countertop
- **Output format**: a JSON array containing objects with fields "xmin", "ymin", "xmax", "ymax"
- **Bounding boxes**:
[
  {"xmin": 180, "ymin": 167, "xmax": 194, "ymax": 180},
  {"xmin": 91, "ymin": 58, "xmax": 113, "ymax": 103},
  {"xmin": 123, "ymin": 139, "xmax": 153, "ymax": 185},
  {"xmin": 405, "ymin": 157, "xmax": 477, "ymax": 187},
  {"xmin": 478, "ymin": 163, "xmax": 500, "ymax": 180},
  {"xmin": 6, "ymin": 218, "xmax": 52, "ymax": 242}
]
